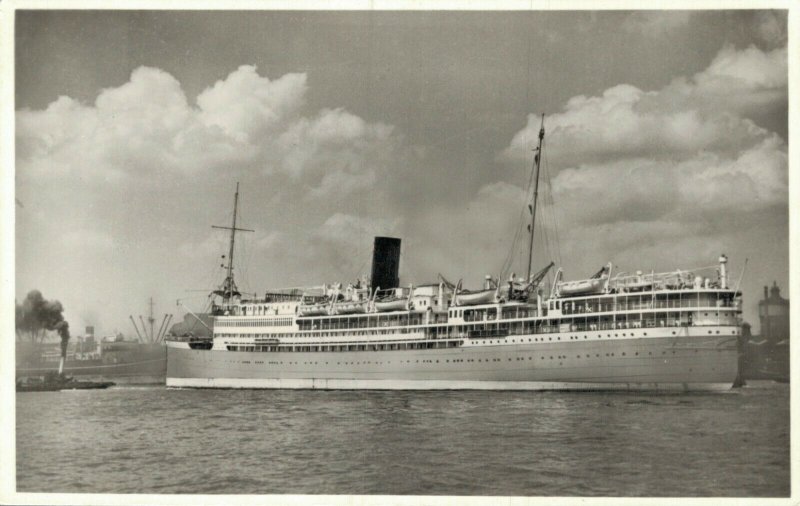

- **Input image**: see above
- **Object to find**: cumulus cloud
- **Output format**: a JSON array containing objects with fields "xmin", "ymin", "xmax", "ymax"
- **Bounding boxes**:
[
  {"xmin": 197, "ymin": 65, "xmax": 307, "ymax": 142},
  {"xmin": 504, "ymin": 45, "xmax": 786, "ymax": 169},
  {"xmin": 489, "ymin": 43, "xmax": 787, "ymax": 276},
  {"xmin": 17, "ymin": 65, "xmax": 400, "ymax": 200}
]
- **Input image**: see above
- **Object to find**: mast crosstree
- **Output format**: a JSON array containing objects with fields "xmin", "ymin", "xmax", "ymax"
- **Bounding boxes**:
[{"xmin": 213, "ymin": 182, "xmax": 254, "ymax": 302}]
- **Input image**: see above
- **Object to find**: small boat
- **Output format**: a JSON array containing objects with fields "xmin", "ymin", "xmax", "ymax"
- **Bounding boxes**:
[
  {"xmin": 555, "ymin": 263, "xmax": 612, "ymax": 297},
  {"xmin": 16, "ymin": 372, "xmax": 115, "ymax": 392},
  {"xmin": 558, "ymin": 278, "xmax": 605, "ymax": 296},
  {"xmin": 455, "ymin": 289, "xmax": 497, "ymax": 306},
  {"xmin": 373, "ymin": 287, "xmax": 412, "ymax": 312},
  {"xmin": 374, "ymin": 298, "xmax": 411, "ymax": 312},
  {"xmin": 333, "ymin": 301, "xmax": 369, "ymax": 314},
  {"xmin": 297, "ymin": 304, "xmax": 329, "ymax": 316}
]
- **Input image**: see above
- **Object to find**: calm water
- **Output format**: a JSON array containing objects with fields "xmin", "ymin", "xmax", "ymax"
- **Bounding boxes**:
[{"xmin": 16, "ymin": 382, "xmax": 789, "ymax": 496}]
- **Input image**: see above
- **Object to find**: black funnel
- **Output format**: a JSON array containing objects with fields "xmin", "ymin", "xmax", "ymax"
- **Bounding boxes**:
[{"xmin": 370, "ymin": 237, "xmax": 401, "ymax": 292}]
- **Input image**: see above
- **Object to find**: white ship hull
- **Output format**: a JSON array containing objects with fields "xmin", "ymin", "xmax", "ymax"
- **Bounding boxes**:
[{"xmin": 167, "ymin": 327, "xmax": 738, "ymax": 391}]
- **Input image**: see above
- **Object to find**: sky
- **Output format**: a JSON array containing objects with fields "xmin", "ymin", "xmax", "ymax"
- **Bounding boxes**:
[{"xmin": 14, "ymin": 9, "xmax": 788, "ymax": 336}]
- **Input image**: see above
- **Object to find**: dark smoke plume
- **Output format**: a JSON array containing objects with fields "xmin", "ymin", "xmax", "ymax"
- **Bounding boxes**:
[{"xmin": 15, "ymin": 290, "xmax": 70, "ymax": 347}]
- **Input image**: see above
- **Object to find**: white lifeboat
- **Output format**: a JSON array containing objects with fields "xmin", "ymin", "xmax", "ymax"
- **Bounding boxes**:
[
  {"xmin": 374, "ymin": 286, "xmax": 412, "ymax": 312},
  {"xmin": 455, "ymin": 289, "xmax": 498, "ymax": 306},
  {"xmin": 558, "ymin": 278, "xmax": 605, "ymax": 296},
  {"xmin": 297, "ymin": 302, "xmax": 330, "ymax": 317}
]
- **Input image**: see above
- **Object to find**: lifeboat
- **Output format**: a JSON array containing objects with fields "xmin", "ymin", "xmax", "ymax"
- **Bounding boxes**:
[
  {"xmin": 455, "ymin": 288, "xmax": 497, "ymax": 306},
  {"xmin": 374, "ymin": 298, "xmax": 411, "ymax": 312},
  {"xmin": 332, "ymin": 300, "xmax": 369, "ymax": 315},
  {"xmin": 557, "ymin": 278, "xmax": 605, "ymax": 296},
  {"xmin": 297, "ymin": 303, "xmax": 330, "ymax": 317},
  {"xmin": 373, "ymin": 286, "xmax": 413, "ymax": 312}
]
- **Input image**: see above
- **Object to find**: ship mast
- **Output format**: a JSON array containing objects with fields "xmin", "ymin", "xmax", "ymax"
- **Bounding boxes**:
[
  {"xmin": 148, "ymin": 297, "xmax": 155, "ymax": 342},
  {"xmin": 526, "ymin": 114, "xmax": 545, "ymax": 281},
  {"xmin": 212, "ymin": 182, "xmax": 254, "ymax": 302}
]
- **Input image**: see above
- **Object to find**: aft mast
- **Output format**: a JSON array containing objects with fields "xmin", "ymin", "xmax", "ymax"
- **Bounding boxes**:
[
  {"xmin": 212, "ymin": 182, "xmax": 254, "ymax": 303},
  {"xmin": 525, "ymin": 114, "xmax": 545, "ymax": 281}
]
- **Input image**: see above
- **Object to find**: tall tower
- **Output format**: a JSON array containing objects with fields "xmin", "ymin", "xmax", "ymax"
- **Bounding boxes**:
[{"xmin": 759, "ymin": 281, "xmax": 790, "ymax": 344}]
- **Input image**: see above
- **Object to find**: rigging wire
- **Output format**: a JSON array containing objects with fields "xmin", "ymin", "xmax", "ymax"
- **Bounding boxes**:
[
  {"xmin": 500, "ymin": 125, "xmax": 541, "ymax": 281},
  {"xmin": 234, "ymin": 201, "xmax": 253, "ymax": 297},
  {"xmin": 351, "ymin": 254, "xmax": 370, "ymax": 283},
  {"xmin": 541, "ymin": 137, "xmax": 563, "ymax": 267}
]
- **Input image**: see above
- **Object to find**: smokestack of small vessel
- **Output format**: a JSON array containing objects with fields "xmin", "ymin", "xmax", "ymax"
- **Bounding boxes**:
[
  {"xmin": 719, "ymin": 254, "xmax": 728, "ymax": 289},
  {"xmin": 370, "ymin": 237, "xmax": 401, "ymax": 293},
  {"xmin": 56, "ymin": 321, "xmax": 69, "ymax": 375}
]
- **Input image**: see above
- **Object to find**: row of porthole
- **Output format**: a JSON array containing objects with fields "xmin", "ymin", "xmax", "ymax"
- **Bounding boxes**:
[
  {"xmin": 217, "ymin": 347, "xmax": 707, "ymax": 367},
  {"xmin": 477, "ymin": 332, "xmax": 634, "ymax": 346},
  {"xmin": 478, "ymin": 328, "xmax": 732, "ymax": 345}
]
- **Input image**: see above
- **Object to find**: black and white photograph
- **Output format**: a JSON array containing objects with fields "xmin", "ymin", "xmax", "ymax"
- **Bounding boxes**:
[{"xmin": 2, "ymin": 2, "xmax": 793, "ymax": 502}]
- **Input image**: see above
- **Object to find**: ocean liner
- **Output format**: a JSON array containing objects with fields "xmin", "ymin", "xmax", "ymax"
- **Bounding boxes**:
[{"xmin": 166, "ymin": 119, "xmax": 742, "ymax": 391}]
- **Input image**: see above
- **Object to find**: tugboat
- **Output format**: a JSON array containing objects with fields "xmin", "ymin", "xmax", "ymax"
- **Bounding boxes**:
[
  {"xmin": 16, "ymin": 333, "xmax": 115, "ymax": 392},
  {"xmin": 16, "ymin": 371, "xmax": 115, "ymax": 392}
]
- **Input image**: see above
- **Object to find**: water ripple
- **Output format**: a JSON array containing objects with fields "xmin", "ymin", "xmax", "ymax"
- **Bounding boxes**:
[{"xmin": 16, "ymin": 383, "xmax": 789, "ymax": 496}]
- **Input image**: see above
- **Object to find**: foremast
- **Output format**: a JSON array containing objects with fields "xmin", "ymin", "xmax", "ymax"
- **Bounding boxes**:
[{"xmin": 212, "ymin": 182, "xmax": 254, "ymax": 303}]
